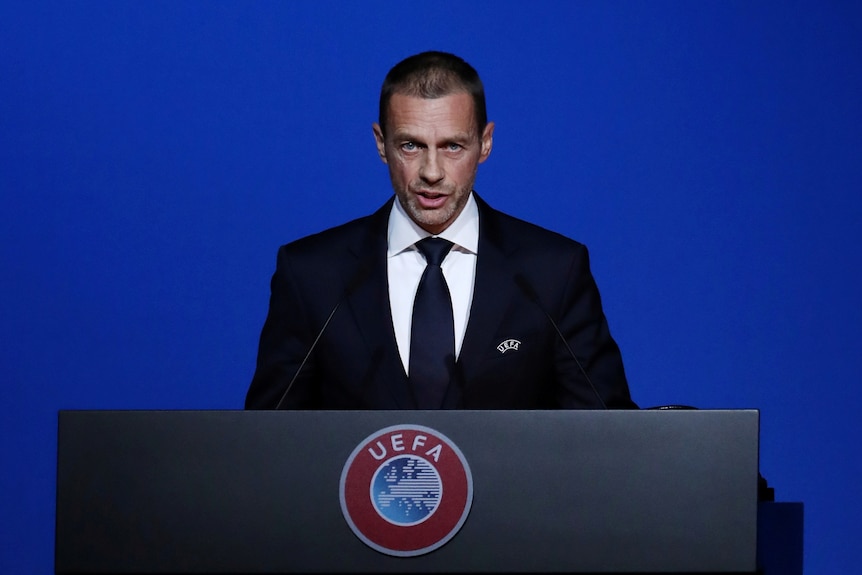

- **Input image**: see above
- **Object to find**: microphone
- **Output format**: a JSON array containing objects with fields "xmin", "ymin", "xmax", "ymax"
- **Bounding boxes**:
[
  {"xmin": 513, "ymin": 273, "xmax": 608, "ymax": 409},
  {"xmin": 274, "ymin": 263, "xmax": 371, "ymax": 410}
]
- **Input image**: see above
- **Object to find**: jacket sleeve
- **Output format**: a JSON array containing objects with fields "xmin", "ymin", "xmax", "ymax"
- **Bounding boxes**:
[
  {"xmin": 553, "ymin": 243, "xmax": 638, "ymax": 409},
  {"xmin": 245, "ymin": 246, "xmax": 318, "ymax": 409}
]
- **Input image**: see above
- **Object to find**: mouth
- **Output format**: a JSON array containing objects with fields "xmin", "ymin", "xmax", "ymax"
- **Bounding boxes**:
[{"xmin": 413, "ymin": 189, "xmax": 449, "ymax": 209}]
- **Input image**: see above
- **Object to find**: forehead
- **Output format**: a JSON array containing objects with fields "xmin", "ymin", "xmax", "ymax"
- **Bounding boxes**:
[{"xmin": 386, "ymin": 92, "xmax": 477, "ymax": 137}]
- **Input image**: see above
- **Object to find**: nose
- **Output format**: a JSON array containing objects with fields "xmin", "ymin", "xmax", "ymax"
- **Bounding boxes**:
[{"xmin": 418, "ymin": 148, "xmax": 444, "ymax": 184}]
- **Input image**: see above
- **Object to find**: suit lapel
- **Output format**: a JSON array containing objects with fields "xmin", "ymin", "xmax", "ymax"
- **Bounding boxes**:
[
  {"xmin": 344, "ymin": 198, "xmax": 417, "ymax": 409},
  {"xmin": 449, "ymin": 196, "xmax": 520, "ymax": 406}
]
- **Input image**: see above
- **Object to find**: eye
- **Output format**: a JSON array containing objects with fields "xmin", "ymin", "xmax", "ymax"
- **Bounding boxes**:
[
  {"xmin": 446, "ymin": 143, "xmax": 462, "ymax": 152},
  {"xmin": 401, "ymin": 141, "xmax": 417, "ymax": 152}
]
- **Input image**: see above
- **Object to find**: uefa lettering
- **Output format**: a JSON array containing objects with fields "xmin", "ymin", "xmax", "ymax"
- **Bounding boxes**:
[
  {"xmin": 496, "ymin": 338, "xmax": 521, "ymax": 354},
  {"xmin": 339, "ymin": 424, "xmax": 473, "ymax": 557}
]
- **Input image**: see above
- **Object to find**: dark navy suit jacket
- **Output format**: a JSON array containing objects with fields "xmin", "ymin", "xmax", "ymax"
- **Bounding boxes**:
[{"xmin": 245, "ymin": 194, "xmax": 636, "ymax": 410}]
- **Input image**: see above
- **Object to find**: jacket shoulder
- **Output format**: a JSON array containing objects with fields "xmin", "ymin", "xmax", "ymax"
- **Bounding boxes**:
[
  {"xmin": 479, "ymin": 198, "xmax": 587, "ymax": 256},
  {"xmin": 277, "ymin": 199, "xmax": 391, "ymax": 261}
]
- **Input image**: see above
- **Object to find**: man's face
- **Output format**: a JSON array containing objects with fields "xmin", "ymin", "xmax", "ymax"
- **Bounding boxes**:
[{"xmin": 373, "ymin": 92, "xmax": 494, "ymax": 235}]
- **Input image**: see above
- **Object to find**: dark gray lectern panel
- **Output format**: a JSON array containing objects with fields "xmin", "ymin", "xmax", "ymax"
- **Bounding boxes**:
[{"xmin": 56, "ymin": 410, "xmax": 759, "ymax": 573}]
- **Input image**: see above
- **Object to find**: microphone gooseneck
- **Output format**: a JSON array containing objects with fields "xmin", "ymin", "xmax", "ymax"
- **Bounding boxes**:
[
  {"xmin": 513, "ymin": 273, "xmax": 608, "ymax": 409},
  {"xmin": 274, "ymin": 263, "xmax": 371, "ymax": 410}
]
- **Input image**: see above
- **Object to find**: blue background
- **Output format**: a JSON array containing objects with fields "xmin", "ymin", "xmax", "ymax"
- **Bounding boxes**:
[{"xmin": 2, "ymin": 1, "xmax": 860, "ymax": 573}]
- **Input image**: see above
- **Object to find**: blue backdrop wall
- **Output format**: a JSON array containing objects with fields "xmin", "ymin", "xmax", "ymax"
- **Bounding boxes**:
[{"xmin": 2, "ymin": 2, "xmax": 860, "ymax": 573}]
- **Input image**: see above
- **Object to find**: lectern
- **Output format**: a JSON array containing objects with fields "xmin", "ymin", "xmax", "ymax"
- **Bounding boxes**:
[{"xmin": 55, "ymin": 409, "xmax": 791, "ymax": 573}]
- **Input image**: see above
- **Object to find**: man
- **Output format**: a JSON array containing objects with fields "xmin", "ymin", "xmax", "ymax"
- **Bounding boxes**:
[{"xmin": 245, "ymin": 51, "xmax": 636, "ymax": 410}]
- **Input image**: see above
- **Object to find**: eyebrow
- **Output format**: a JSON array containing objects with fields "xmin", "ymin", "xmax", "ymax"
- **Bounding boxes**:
[{"xmin": 392, "ymin": 131, "xmax": 474, "ymax": 144}]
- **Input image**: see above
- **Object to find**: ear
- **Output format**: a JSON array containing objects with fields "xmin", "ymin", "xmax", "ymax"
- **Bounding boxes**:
[
  {"xmin": 372, "ymin": 123, "xmax": 388, "ymax": 163},
  {"xmin": 478, "ymin": 121, "xmax": 494, "ymax": 164}
]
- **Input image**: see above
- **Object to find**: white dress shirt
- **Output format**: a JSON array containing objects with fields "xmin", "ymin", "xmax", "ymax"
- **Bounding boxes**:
[{"xmin": 387, "ymin": 193, "xmax": 479, "ymax": 375}]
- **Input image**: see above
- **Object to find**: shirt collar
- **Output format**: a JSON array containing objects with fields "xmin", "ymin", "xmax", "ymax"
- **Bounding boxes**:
[{"xmin": 387, "ymin": 192, "xmax": 479, "ymax": 256}]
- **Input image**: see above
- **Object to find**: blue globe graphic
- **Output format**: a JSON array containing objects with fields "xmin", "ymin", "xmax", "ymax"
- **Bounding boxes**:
[{"xmin": 372, "ymin": 454, "xmax": 442, "ymax": 525}]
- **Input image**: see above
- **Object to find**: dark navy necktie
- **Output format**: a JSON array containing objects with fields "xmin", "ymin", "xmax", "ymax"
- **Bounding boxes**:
[{"xmin": 410, "ymin": 237, "xmax": 455, "ymax": 409}]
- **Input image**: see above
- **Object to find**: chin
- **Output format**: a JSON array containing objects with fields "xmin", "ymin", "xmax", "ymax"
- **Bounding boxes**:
[{"xmin": 414, "ymin": 208, "xmax": 454, "ymax": 230}]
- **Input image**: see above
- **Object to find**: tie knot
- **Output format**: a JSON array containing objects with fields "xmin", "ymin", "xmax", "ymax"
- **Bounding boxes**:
[{"xmin": 416, "ymin": 237, "xmax": 453, "ymax": 267}]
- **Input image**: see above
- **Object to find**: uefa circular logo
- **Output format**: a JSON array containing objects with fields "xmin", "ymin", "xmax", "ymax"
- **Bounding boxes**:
[{"xmin": 339, "ymin": 424, "xmax": 473, "ymax": 557}]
